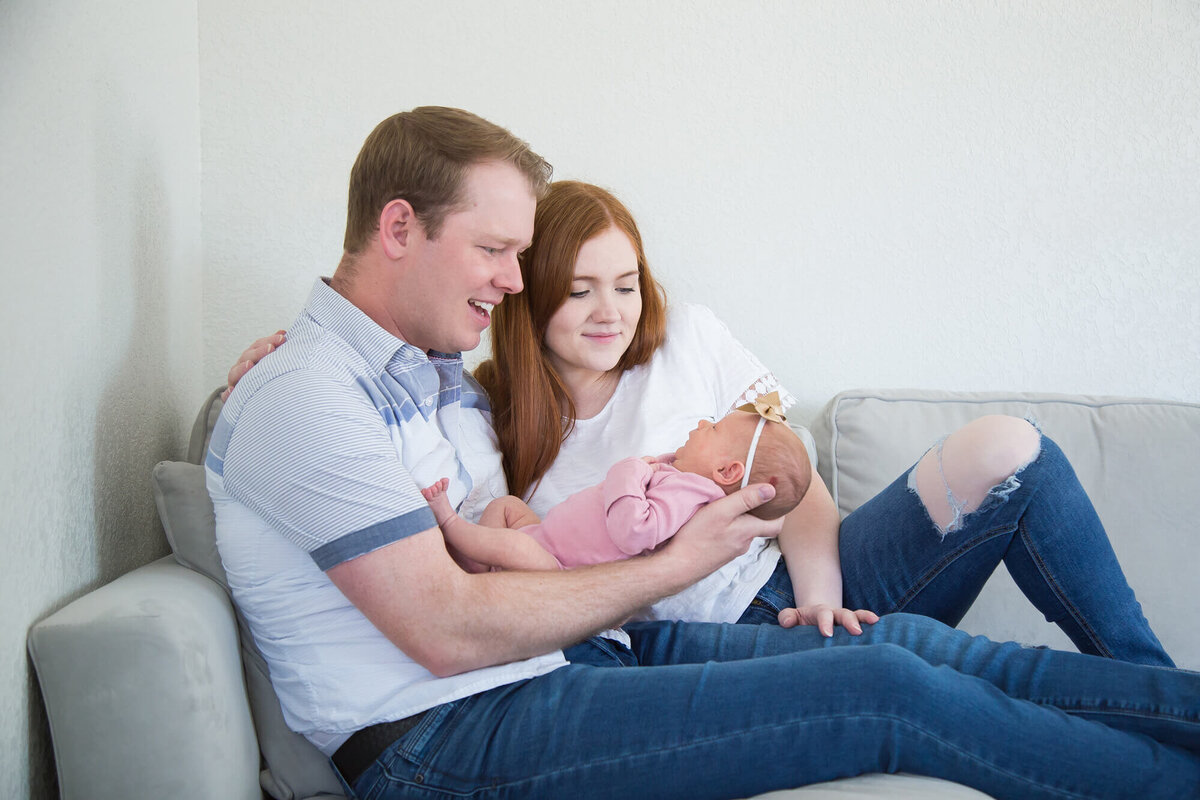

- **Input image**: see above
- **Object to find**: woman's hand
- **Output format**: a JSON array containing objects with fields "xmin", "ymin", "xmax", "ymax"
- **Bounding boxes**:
[
  {"xmin": 777, "ymin": 604, "xmax": 879, "ymax": 637},
  {"xmin": 221, "ymin": 330, "xmax": 287, "ymax": 400}
]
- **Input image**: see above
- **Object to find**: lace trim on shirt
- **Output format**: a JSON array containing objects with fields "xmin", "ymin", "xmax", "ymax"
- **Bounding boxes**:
[{"xmin": 730, "ymin": 373, "xmax": 797, "ymax": 416}]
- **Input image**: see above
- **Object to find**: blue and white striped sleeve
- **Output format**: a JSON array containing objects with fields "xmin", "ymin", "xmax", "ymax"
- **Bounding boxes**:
[{"xmin": 220, "ymin": 368, "xmax": 437, "ymax": 570}]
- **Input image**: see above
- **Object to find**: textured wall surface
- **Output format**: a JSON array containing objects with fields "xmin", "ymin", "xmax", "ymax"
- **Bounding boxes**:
[
  {"xmin": 200, "ymin": 1, "xmax": 1200, "ymax": 423},
  {"xmin": 0, "ymin": 1, "xmax": 202, "ymax": 795}
]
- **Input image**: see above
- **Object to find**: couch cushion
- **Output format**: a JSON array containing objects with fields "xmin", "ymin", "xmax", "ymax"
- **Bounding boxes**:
[
  {"xmin": 808, "ymin": 389, "xmax": 1200, "ymax": 670},
  {"xmin": 153, "ymin": 461, "xmax": 227, "ymax": 586}
]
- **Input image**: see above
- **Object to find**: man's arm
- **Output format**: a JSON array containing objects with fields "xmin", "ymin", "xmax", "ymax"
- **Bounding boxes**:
[
  {"xmin": 775, "ymin": 477, "xmax": 878, "ymax": 635},
  {"xmin": 329, "ymin": 484, "xmax": 782, "ymax": 677}
]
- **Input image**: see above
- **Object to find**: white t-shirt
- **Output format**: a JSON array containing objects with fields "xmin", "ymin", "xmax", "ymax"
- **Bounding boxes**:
[{"xmin": 527, "ymin": 303, "xmax": 796, "ymax": 624}]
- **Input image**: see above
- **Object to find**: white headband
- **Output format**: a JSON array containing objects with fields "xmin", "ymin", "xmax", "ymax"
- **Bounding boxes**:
[{"xmin": 740, "ymin": 415, "xmax": 768, "ymax": 489}]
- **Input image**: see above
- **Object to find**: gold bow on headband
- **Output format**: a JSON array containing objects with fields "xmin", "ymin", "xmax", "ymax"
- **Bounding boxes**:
[{"xmin": 736, "ymin": 390, "xmax": 787, "ymax": 423}]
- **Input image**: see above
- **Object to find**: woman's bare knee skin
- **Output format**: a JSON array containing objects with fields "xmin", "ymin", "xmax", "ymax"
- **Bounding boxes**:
[{"xmin": 913, "ymin": 415, "xmax": 1041, "ymax": 533}]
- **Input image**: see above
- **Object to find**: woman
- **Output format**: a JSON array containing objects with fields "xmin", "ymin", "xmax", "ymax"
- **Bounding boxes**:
[
  {"xmin": 472, "ymin": 180, "xmax": 1173, "ymax": 666},
  {"xmin": 227, "ymin": 180, "xmax": 1172, "ymax": 667}
]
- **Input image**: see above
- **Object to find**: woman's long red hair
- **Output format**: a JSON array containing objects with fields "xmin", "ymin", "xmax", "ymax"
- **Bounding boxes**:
[{"xmin": 475, "ymin": 181, "xmax": 667, "ymax": 501}]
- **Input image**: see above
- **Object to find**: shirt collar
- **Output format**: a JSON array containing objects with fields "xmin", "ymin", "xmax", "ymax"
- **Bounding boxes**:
[{"xmin": 303, "ymin": 278, "xmax": 454, "ymax": 373}]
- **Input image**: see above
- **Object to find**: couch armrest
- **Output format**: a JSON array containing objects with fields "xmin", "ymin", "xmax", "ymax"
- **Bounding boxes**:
[{"xmin": 28, "ymin": 557, "xmax": 261, "ymax": 800}]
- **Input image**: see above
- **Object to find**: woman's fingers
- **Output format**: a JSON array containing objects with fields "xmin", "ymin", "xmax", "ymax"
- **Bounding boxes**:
[
  {"xmin": 224, "ymin": 331, "xmax": 288, "ymax": 397},
  {"xmin": 775, "ymin": 605, "xmax": 879, "ymax": 636}
]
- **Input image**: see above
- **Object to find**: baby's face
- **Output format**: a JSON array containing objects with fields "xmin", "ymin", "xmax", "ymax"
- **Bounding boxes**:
[{"xmin": 672, "ymin": 411, "xmax": 759, "ymax": 479}]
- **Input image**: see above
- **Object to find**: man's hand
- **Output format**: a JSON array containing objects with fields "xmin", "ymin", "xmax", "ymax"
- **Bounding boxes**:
[
  {"xmin": 777, "ymin": 604, "xmax": 879, "ymax": 637},
  {"xmin": 655, "ymin": 484, "xmax": 784, "ymax": 591},
  {"xmin": 222, "ymin": 330, "xmax": 287, "ymax": 400}
]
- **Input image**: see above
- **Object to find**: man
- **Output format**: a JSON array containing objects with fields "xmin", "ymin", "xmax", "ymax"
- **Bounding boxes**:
[
  {"xmin": 208, "ymin": 107, "xmax": 1200, "ymax": 799},
  {"xmin": 208, "ymin": 105, "xmax": 782, "ymax": 783}
]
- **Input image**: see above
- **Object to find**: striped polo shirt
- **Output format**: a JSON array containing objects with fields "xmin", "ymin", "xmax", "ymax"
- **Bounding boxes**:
[{"xmin": 206, "ymin": 278, "xmax": 566, "ymax": 754}]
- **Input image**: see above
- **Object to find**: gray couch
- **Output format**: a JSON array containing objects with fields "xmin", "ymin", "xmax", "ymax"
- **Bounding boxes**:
[{"xmin": 28, "ymin": 388, "xmax": 1200, "ymax": 800}]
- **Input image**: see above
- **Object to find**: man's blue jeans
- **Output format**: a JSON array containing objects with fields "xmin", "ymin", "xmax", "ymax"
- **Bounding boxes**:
[
  {"xmin": 348, "ymin": 614, "xmax": 1199, "ymax": 799},
  {"xmin": 743, "ymin": 435, "xmax": 1173, "ymax": 667}
]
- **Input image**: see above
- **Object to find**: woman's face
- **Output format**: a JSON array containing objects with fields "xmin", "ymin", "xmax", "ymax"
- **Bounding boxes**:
[{"xmin": 543, "ymin": 226, "xmax": 643, "ymax": 388}]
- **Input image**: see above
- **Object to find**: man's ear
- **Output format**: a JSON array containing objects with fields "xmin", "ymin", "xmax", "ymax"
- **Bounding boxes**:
[
  {"xmin": 378, "ymin": 198, "xmax": 418, "ymax": 259},
  {"xmin": 711, "ymin": 459, "xmax": 745, "ymax": 488}
]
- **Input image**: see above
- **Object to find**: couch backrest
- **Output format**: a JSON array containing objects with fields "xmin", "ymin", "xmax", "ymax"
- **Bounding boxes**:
[{"xmin": 808, "ymin": 389, "xmax": 1200, "ymax": 670}]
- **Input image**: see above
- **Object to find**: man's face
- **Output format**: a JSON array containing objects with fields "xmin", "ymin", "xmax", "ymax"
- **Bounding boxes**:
[{"xmin": 397, "ymin": 161, "xmax": 536, "ymax": 354}]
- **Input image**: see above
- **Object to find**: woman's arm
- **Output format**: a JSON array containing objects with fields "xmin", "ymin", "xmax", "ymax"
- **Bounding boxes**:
[{"xmin": 776, "ymin": 476, "xmax": 878, "ymax": 635}]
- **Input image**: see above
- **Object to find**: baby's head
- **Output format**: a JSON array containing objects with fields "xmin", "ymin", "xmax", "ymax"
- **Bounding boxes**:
[{"xmin": 672, "ymin": 409, "xmax": 812, "ymax": 520}]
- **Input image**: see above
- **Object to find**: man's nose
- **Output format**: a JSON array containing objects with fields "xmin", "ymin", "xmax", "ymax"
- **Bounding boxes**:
[{"xmin": 497, "ymin": 252, "xmax": 523, "ymax": 294}]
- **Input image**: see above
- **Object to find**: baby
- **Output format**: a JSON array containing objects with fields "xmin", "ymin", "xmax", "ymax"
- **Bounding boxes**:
[{"xmin": 422, "ymin": 396, "xmax": 812, "ymax": 574}]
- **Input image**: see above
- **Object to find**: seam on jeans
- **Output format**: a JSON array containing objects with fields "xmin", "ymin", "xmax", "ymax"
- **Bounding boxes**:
[
  {"xmin": 1017, "ymin": 517, "xmax": 1115, "ymax": 660},
  {"xmin": 888, "ymin": 524, "xmax": 1016, "ymax": 614},
  {"xmin": 373, "ymin": 711, "xmax": 1089, "ymax": 799},
  {"xmin": 1058, "ymin": 706, "xmax": 1199, "ymax": 723}
]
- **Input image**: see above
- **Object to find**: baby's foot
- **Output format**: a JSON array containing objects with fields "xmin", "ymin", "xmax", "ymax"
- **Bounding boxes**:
[{"xmin": 420, "ymin": 478, "xmax": 456, "ymax": 528}]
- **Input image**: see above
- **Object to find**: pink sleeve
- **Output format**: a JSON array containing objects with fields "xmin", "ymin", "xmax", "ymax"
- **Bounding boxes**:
[{"xmin": 602, "ymin": 459, "xmax": 726, "ymax": 556}]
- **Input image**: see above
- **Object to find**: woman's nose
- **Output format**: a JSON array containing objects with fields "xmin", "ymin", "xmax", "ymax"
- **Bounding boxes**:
[{"xmin": 591, "ymin": 293, "xmax": 619, "ymax": 321}]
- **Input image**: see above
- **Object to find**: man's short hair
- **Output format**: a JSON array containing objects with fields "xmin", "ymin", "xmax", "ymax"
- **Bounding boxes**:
[{"xmin": 343, "ymin": 107, "xmax": 552, "ymax": 253}]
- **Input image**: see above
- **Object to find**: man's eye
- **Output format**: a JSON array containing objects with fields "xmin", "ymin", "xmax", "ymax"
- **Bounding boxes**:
[{"xmin": 481, "ymin": 246, "xmax": 500, "ymax": 256}]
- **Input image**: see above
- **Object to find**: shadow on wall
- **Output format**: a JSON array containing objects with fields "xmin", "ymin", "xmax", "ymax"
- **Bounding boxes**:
[
  {"xmin": 26, "ymin": 97, "xmax": 188, "ymax": 799},
  {"xmin": 91, "ymin": 155, "xmax": 179, "ymax": 587}
]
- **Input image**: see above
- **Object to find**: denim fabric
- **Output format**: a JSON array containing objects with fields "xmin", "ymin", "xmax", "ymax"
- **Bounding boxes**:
[
  {"xmin": 838, "ymin": 435, "xmax": 1174, "ymax": 667},
  {"xmin": 349, "ymin": 614, "xmax": 1200, "ymax": 800},
  {"xmin": 736, "ymin": 557, "xmax": 795, "ymax": 625}
]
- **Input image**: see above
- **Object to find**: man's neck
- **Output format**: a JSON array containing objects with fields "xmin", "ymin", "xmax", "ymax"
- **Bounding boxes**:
[{"xmin": 329, "ymin": 253, "xmax": 414, "ymax": 346}]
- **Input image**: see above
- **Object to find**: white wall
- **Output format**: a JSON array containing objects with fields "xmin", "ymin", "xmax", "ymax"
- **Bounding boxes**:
[
  {"xmin": 0, "ymin": 1, "xmax": 201, "ymax": 795},
  {"xmin": 200, "ymin": 1, "xmax": 1200, "ymax": 424}
]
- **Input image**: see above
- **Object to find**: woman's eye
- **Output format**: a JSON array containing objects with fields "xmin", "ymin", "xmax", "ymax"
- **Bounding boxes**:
[
  {"xmin": 569, "ymin": 290, "xmax": 589, "ymax": 299},
  {"xmin": 480, "ymin": 246, "xmax": 500, "ymax": 256},
  {"xmin": 616, "ymin": 286, "xmax": 638, "ymax": 294}
]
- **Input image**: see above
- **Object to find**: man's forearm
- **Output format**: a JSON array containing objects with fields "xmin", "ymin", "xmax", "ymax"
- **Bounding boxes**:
[
  {"xmin": 332, "ymin": 530, "xmax": 708, "ymax": 677},
  {"xmin": 330, "ymin": 485, "xmax": 782, "ymax": 677}
]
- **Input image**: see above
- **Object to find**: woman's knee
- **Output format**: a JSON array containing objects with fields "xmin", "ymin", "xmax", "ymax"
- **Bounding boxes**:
[{"xmin": 913, "ymin": 415, "xmax": 1040, "ymax": 532}]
